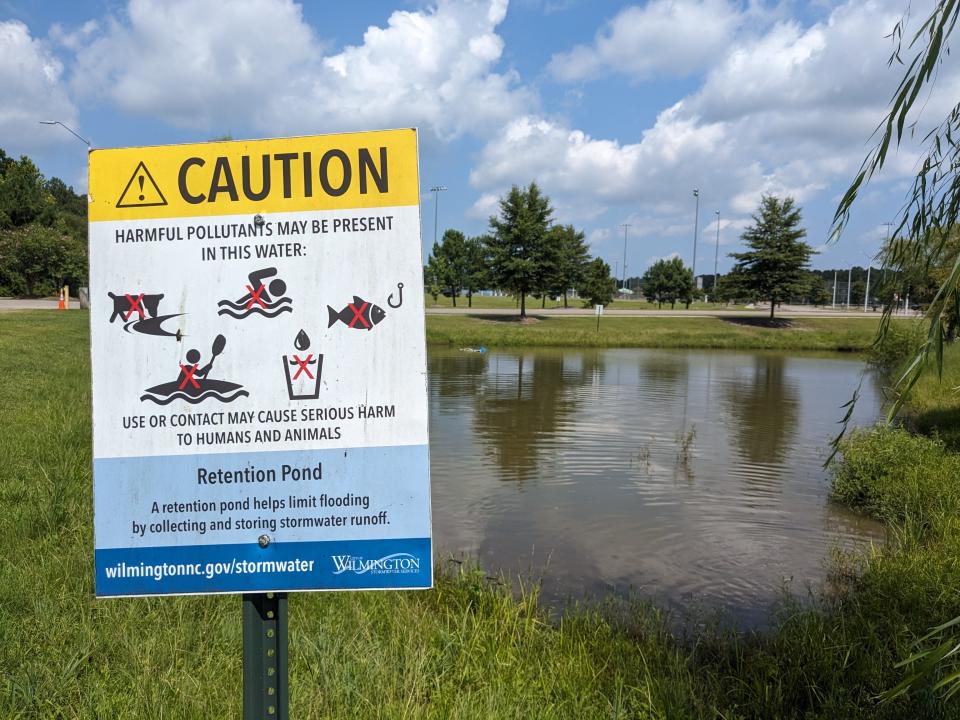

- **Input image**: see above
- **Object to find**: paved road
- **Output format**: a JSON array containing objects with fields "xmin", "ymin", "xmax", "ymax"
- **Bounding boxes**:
[
  {"xmin": 0, "ymin": 297, "xmax": 918, "ymax": 319},
  {"xmin": 426, "ymin": 305, "xmax": 914, "ymax": 319},
  {"xmin": 0, "ymin": 298, "xmax": 79, "ymax": 310}
]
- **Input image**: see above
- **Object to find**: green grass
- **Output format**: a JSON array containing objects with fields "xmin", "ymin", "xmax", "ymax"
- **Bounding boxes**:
[
  {"xmin": 426, "ymin": 314, "xmax": 882, "ymax": 351},
  {"xmin": 905, "ymin": 342, "xmax": 960, "ymax": 450},
  {"xmin": 2, "ymin": 311, "xmax": 958, "ymax": 718}
]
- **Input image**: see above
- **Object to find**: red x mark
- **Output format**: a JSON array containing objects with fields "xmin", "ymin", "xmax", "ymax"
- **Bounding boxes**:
[
  {"xmin": 246, "ymin": 283, "xmax": 266, "ymax": 309},
  {"xmin": 347, "ymin": 302, "xmax": 370, "ymax": 329},
  {"xmin": 178, "ymin": 363, "xmax": 200, "ymax": 390},
  {"xmin": 292, "ymin": 354, "xmax": 314, "ymax": 380},
  {"xmin": 124, "ymin": 293, "xmax": 145, "ymax": 320}
]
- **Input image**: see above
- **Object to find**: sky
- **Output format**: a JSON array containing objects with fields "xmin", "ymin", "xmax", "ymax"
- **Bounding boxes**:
[{"xmin": 1, "ymin": 0, "xmax": 954, "ymax": 276}]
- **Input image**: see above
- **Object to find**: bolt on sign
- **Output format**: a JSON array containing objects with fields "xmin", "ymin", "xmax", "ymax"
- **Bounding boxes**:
[{"xmin": 88, "ymin": 130, "xmax": 431, "ymax": 597}]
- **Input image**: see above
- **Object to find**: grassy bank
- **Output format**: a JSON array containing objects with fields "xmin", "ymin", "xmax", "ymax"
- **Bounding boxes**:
[
  {"xmin": 905, "ymin": 340, "xmax": 960, "ymax": 450},
  {"xmin": 426, "ymin": 314, "xmax": 881, "ymax": 351},
  {"xmin": 2, "ymin": 311, "xmax": 957, "ymax": 717}
]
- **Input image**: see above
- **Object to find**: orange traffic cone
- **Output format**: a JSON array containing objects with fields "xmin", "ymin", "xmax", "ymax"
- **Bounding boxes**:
[{"xmin": 58, "ymin": 288, "xmax": 65, "ymax": 310}]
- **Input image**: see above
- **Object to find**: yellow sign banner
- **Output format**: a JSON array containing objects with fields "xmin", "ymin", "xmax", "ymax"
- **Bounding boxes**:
[{"xmin": 89, "ymin": 128, "xmax": 420, "ymax": 222}]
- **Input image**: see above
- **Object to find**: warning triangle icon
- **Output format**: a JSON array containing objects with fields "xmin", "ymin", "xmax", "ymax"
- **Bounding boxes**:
[{"xmin": 116, "ymin": 161, "xmax": 168, "ymax": 208}]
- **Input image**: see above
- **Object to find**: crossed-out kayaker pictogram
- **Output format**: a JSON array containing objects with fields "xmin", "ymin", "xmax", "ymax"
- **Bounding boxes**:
[{"xmin": 178, "ymin": 362, "xmax": 200, "ymax": 390}]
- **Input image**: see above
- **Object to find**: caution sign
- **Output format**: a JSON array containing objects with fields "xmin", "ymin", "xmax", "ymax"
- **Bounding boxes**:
[
  {"xmin": 88, "ymin": 129, "xmax": 431, "ymax": 597},
  {"xmin": 115, "ymin": 161, "xmax": 167, "ymax": 208},
  {"xmin": 88, "ymin": 129, "xmax": 419, "ymax": 222}
]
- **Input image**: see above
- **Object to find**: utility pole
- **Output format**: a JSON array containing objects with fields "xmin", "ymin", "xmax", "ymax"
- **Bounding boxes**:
[
  {"xmin": 620, "ymin": 223, "xmax": 631, "ymax": 294},
  {"xmin": 846, "ymin": 266, "xmax": 852, "ymax": 308},
  {"xmin": 713, "ymin": 210, "xmax": 720, "ymax": 300},
  {"xmin": 430, "ymin": 186, "xmax": 447, "ymax": 247},
  {"xmin": 832, "ymin": 270, "xmax": 837, "ymax": 308},
  {"xmin": 692, "ymin": 189, "xmax": 700, "ymax": 278}
]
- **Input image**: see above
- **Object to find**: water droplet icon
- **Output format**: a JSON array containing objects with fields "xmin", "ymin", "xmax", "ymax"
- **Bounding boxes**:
[{"xmin": 294, "ymin": 329, "xmax": 310, "ymax": 351}]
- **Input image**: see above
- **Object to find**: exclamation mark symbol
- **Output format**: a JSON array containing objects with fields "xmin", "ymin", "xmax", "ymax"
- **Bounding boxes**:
[{"xmin": 137, "ymin": 175, "xmax": 145, "ymax": 201}]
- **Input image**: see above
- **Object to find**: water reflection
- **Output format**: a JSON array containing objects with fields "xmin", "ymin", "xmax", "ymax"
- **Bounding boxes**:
[
  {"xmin": 722, "ymin": 355, "xmax": 800, "ymax": 467},
  {"xmin": 428, "ymin": 348, "xmax": 885, "ymax": 627}
]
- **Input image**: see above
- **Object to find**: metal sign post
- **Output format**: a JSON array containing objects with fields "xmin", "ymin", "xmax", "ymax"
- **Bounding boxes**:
[{"xmin": 243, "ymin": 593, "xmax": 288, "ymax": 719}]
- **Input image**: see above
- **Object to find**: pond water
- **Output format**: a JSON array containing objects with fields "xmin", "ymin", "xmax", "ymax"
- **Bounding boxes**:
[{"xmin": 427, "ymin": 347, "xmax": 886, "ymax": 627}]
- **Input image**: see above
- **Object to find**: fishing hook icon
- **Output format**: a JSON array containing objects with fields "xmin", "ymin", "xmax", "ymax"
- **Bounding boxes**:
[{"xmin": 388, "ymin": 282, "xmax": 404, "ymax": 309}]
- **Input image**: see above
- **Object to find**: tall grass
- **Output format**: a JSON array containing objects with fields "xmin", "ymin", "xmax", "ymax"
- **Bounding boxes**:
[{"xmin": 1, "ymin": 312, "xmax": 958, "ymax": 718}]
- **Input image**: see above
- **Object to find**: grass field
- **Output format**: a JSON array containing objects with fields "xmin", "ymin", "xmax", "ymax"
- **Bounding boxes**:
[
  {"xmin": 2, "ymin": 311, "xmax": 958, "ymax": 718},
  {"xmin": 426, "ymin": 314, "xmax": 882, "ymax": 351}
]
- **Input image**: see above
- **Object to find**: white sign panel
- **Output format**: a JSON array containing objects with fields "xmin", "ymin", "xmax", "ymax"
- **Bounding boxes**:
[{"xmin": 88, "ymin": 130, "xmax": 431, "ymax": 596}]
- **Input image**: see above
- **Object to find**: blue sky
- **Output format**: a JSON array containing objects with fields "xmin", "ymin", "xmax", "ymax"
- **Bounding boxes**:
[{"xmin": 1, "ymin": 0, "xmax": 951, "ymax": 275}]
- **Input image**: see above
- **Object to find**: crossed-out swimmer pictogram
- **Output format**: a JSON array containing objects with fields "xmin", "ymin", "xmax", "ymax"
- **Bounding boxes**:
[{"xmin": 245, "ymin": 283, "xmax": 266, "ymax": 309}]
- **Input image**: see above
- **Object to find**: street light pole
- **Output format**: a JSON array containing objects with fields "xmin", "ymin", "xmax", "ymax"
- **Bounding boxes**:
[
  {"xmin": 429, "ymin": 185, "xmax": 447, "ymax": 247},
  {"xmin": 620, "ymin": 223, "xmax": 631, "ymax": 294},
  {"xmin": 713, "ymin": 210, "xmax": 720, "ymax": 300},
  {"xmin": 38, "ymin": 120, "xmax": 90, "ymax": 148},
  {"xmin": 846, "ymin": 266, "xmax": 852, "ymax": 308},
  {"xmin": 864, "ymin": 263, "xmax": 872, "ymax": 312},
  {"xmin": 691, "ymin": 189, "xmax": 700, "ymax": 279}
]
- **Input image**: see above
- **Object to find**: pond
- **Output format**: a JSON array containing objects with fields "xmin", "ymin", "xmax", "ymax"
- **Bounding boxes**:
[{"xmin": 427, "ymin": 347, "xmax": 885, "ymax": 627}]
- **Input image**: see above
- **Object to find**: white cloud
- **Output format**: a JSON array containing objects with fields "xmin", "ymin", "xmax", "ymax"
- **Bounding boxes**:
[
  {"xmin": 67, "ymin": 0, "xmax": 317, "ymax": 129},
  {"xmin": 548, "ymin": 0, "xmax": 744, "ymax": 82},
  {"xmin": 0, "ymin": 21, "xmax": 79, "ymax": 154},
  {"xmin": 63, "ymin": 0, "xmax": 532, "ymax": 141},
  {"xmin": 645, "ymin": 251, "xmax": 681, "ymax": 268},
  {"xmin": 474, "ymin": 0, "xmax": 944, "ymax": 244}
]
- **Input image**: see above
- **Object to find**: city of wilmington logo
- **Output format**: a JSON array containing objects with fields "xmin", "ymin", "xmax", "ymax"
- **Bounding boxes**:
[{"xmin": 331, "ymin": 553, "xmax": 421, "ymax": 575}]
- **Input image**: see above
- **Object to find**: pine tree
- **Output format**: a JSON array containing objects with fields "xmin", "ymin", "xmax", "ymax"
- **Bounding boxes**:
[
  {"xmin": 641, "ymin": 257, "xmax": 693, "ymax": 308},
  {"xmin": 576, "ymin": 257, "xmax": 616, "ymax": 306},
  {"xmin": 545, "ymin": 224, "xmax": 590, "ymax": 308},
  {"xmin": 729, "ymin": 195, "xmax": 814, "ymax": 319},
  {"xmin": 431, "ymin": 229, "xmax": 469, "ymax": 306},
  {"xmin": 486, "ymin": 183, "xmax": 554, "ymax": 318}
]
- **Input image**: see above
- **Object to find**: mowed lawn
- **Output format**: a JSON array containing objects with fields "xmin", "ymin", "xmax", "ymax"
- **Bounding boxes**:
[
  {"xmin": 2, "ymin": 310, "xmax": 957, "ymax": 719},
  {"xmin": 425, "ymin": 313, "xmax": 883, "ymax": 351}
]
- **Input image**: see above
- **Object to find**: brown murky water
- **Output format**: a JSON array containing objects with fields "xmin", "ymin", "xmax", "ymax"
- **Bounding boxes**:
[{"xmin": 427, "ymin": 347, "xmax": 885, "ymax": 627}]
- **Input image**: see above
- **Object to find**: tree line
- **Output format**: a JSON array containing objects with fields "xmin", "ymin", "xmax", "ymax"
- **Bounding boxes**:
[
  {"xmin": 424, "ymin": 182, "xmax": 616, "ymax": 317},
  {"xmin": 0, "ymin": 149, "xmax": 88, "ymax": 297}
]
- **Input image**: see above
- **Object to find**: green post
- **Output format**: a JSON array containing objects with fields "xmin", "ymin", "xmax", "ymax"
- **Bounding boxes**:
[{"xmin": 243, "ymin": 592, "xmax": 288, "ymax": 719}]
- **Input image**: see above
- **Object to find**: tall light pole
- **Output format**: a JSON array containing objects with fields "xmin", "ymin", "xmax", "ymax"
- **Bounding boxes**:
[
  {"xmin": 620, "ymin": 223, "xmax": 631, "ymax": 293},
  {"xmin": 864, "ymin": 260, "xmax": 872, "ymax": 312},
  {"xmin": 38, "ymin": 120, "xmax": 90, "ymax": 148},
  {"xmin": 846, "ymin": 265, "xmax": 852, "ymax": 308},
  {"xmin": 713, "ymin": 210, "xmax": 720, "ymax": 300},
  {"xmin": 691, "ymin": 189, "xmax": 700, "ymax": 282},
  {"xmin": 832, "ymin": 270, "xmax": 837, "ymax": 308},
  {"xmin": 430, "ymin": 185, "xmax": 447, "ymax": 246}
]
